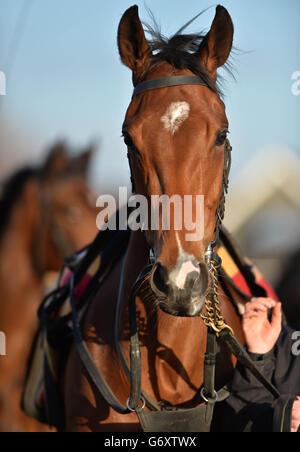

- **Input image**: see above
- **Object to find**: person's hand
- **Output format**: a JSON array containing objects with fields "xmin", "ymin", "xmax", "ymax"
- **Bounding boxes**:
[
  {"xmin": 242, "ymin": 298, "xmax": 282, "ymax": 354},
  {"xmin": 291, "ymin": 397, "xmax": 300, "ymax": 432}
]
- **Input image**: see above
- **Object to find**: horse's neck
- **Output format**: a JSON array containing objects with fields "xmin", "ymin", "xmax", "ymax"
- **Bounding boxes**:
[
  {"xmin": 117, "ymin": 232, "xmax": 245, "ymax": 405},
  {"xmin": 0, "ymin": 195, "xmax": 40, "ymax": 293},
  {"xmin": 0, "ymin": 195, "xmax": 43, "ymax": 401}
]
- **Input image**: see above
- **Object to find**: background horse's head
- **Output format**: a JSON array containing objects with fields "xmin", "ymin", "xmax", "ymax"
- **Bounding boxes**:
[
  {"xmin": 0, "ymin": 141, "xmax": 98, "ymax": 276},
  {"xmin": 118, "ymin": 5, "xmax": 233, "ymax": 316},
  {"xmin": 35, "ymin": 141, "xmax": 98, "ymax": 273},
  {"xmin": 0, "ymin": 141, "xmax": 98, "ymax": 433}
]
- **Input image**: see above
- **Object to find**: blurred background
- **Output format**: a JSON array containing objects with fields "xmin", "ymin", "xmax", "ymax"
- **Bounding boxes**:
[{"xmin": 0, "ymin": 0, "xmax": 300, "ymax": 290}]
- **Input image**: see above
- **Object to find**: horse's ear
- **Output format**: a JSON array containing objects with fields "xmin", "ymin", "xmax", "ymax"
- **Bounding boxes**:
[
  {"xmin": 42, "ymin": 141, "xmax": 70, "ymax": 178},
  {"xmin": 197, "ymin": 5, "xmax": 233, "ymax": 79},
  {"xmin": 74, "ymin": 144, "xmax": 95, "ymax": 177},
  {"xmin": 118, "ymin": 5, "xmax": 152, "ymax": 83}
]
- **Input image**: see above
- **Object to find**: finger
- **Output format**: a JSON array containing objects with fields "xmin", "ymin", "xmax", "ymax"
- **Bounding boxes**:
[
  {"xmin": 243, "ymin": 312, "xmax": 260, "ymax": 320},
  {"xmin": 250, "ymin": 298, "xmax": 277, "ymax": 309},
  {"xmin": 270, "ymin": 302, "xmax": 282, "ymax": 330},
  {"xmin": 291, "ymin": 421, "xmax": 300, "ymax": 433},
  {"xmin": 247, "ymin": 299, "xmax": 276, "ymax": 311},
  {"xmin": 292, "ymin": 400, "xmax": 300, "ymax": 414},
  {"xmin": 245, "ymin": 301, "xmax": 268, "ymax": 313},
  {"xmin": 290, "ymin": 400, "xmax": 300, "ymax": 432},
  {"xmin": 251, "ymin": 297, "xmax": 277, "ymax": 304}
]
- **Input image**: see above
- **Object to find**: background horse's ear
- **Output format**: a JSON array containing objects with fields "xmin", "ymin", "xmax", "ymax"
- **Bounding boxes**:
[
  {"xmin": 197, "ymin": 5, "xmax": 233, "ymax": 80},
  {"xmin": 118, "ymin": 5, "xmax": 152, "ymax": 83},
  {"xmin": 72, "ymin": 143, "xmax": 96, "ymax": 178},
  {"xmin": 42, "ymin": 141, "xmax": 70, "ymax": 179}
]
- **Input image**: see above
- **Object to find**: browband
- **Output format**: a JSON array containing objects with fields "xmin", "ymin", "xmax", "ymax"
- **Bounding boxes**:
[{"xmin": 133, "ymin": 75, "xmax": 209, "ymax": 96}]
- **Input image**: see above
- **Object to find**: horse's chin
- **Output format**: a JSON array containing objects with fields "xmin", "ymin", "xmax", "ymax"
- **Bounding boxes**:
[{"xmin": 157, "ymin": 295, "xmax": 206, "ymax": 318}]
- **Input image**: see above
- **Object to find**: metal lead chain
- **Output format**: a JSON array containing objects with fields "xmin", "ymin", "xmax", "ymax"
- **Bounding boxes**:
[
  {"xmin": 201, "ymin": 259, "xmax": 234, "ymax": 337},
  {"xmin": 201, "ymin": 139, "xmax": 233, "ymax": 337}
]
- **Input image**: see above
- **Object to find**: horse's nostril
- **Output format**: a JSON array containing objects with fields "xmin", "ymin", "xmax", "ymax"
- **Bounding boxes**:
[
  {"xmin": 151, "ymin": 263, "xmax": 169, "ymax": 297},
  {"xmin": 192, "ymin": 275, "xmax": 203, "ymax": 293}
]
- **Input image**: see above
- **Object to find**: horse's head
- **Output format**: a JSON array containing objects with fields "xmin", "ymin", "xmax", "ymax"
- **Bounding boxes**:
[
  {"xmin": 36, "ymin": 141, "xmax": 98, "ymax": 272},
  {"xmin": 118, "ymin": 5, "xmax": 233, "ymax": 316}
]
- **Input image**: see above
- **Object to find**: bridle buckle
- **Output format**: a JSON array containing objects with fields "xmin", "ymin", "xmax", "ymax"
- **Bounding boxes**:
[
  {"xmin": 126, "ymin": 396, "xmax": 146, "ymax": 412},
  {"xmin": 200, "ymin": 387, "xmax": 219, "ymax": 403}
]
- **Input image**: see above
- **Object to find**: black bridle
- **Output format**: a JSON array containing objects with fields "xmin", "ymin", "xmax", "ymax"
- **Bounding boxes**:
[
  {"xmin": 69, "ymin": 74, "xmax": 280, "ymax": 432},
  {"xmin": 131, "ymin": 74, "xmax": 232, "ymax": 257},
  {"xmin": 133, "ymin": 75, "xmax": 209, "ymax": 96}
]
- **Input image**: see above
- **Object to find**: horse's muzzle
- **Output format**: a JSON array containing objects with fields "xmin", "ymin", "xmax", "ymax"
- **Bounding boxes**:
[{"xmin": 150, "ymin": 259, "xmax": 209, "ymax": 317}]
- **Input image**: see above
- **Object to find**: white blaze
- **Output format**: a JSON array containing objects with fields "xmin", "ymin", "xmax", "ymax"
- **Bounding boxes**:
[
  {"xmin": 172, "ymin": 233, "xmax": 200, "ymax": 290},
  {"xmin": 175, "ymin": 261, "xmax": 200, "ymax": 290},
  {"xmin": 161, "ymin": 101, "xmax": 190, "ymax": 134}
]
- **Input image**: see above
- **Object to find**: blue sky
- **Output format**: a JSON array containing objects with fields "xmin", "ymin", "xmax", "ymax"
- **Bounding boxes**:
[{"xmin": 0, "ymin": 0, "xmax": 299, "ymax": 192}]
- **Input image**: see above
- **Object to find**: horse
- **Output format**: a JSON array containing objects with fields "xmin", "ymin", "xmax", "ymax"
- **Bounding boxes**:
[
  {"xmin": 61, "ymin": 6, "xmax": 276, "ymax": 432},
  {"xmin": 0, "ymin": 142, "xmax": 98, "ymax": 432}
]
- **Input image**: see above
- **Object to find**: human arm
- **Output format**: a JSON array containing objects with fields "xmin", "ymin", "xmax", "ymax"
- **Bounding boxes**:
[
  {"xmin": 243, "ymin": 298, "xmax": 299, "ymax": 432},
  {"xmin": 216, "ymin": 298, "xmax": 300, "ymax": 432}
]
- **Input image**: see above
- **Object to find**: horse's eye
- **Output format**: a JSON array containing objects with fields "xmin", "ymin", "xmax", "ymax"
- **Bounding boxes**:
[
  {"xmin": 215, "ymin": 130, "xmax": 228, "ymax": 147},
  {"xmin": 123, "ymin": 133, "xmax": 135, "ymax": 149}
]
